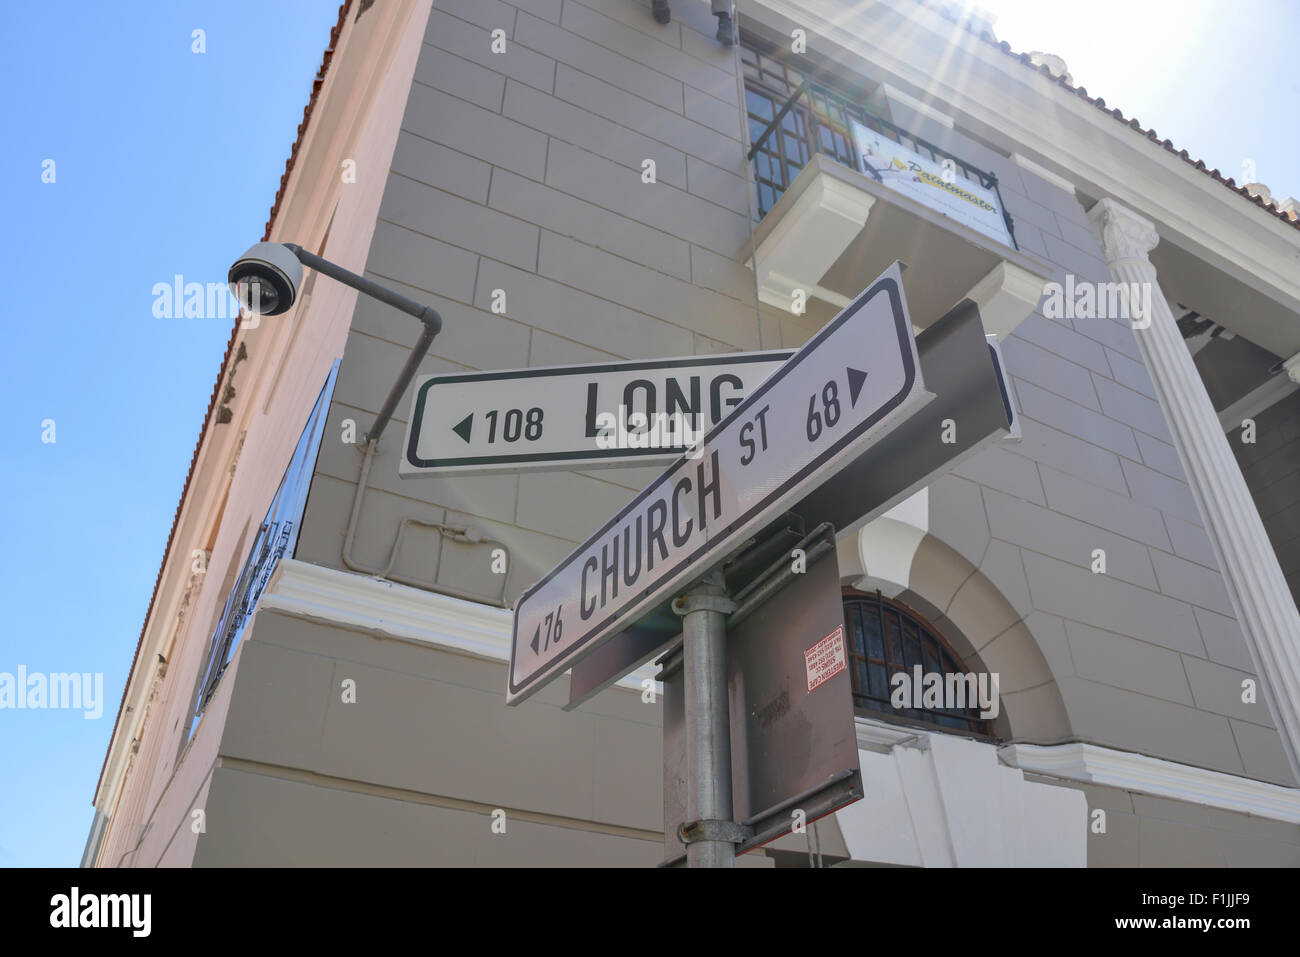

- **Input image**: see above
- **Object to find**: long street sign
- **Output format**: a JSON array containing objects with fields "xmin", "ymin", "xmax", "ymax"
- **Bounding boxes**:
[
  {"xmin": 508, "ymin": 262, "xmax": 930, "ymax": 705},
  {"xmin": 400, "ymin": 351, "xmax": 792, "ymax": 476}
]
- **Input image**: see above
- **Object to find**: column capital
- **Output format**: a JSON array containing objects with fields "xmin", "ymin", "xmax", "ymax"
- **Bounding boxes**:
[{"xmin": 1087, "ymin": 197, "xmax": 1160, "ymax": 266}]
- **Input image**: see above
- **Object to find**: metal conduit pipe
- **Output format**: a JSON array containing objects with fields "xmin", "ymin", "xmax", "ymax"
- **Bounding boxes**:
[
  {"xmin": 280, "ymin": 246, "xmax": 512, "ymax": 607},
  {"xmin": 340, "ymin": 438, "xmax": 512, "ymax": 608},
  {"xmin": 284, "ymin": 243, "xmax": 443, "ymax": 447}
]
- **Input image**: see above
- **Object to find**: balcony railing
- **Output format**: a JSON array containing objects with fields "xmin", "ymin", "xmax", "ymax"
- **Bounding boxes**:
[{"xmin": 745, "ymin": 78, "xmax": 1018, "ymax": 250}]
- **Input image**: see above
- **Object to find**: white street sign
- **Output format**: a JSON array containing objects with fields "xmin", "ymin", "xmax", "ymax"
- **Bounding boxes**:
[
  {"xmin": 508, "ymin": 262, "xmax": 930, "ymax": 704},
  {"xmin": 400, "ymin": 352, "xmax": 791, "ymax": 475}
]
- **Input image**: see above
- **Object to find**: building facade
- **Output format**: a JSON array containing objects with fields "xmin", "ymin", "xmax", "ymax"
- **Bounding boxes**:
[{"xmin": 85, "ymin": 0, "xmax": 1300, "ymax": 867}]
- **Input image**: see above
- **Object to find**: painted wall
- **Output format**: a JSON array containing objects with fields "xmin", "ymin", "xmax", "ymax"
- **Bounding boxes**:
[
  {"xmin": 1043, "ymin": 772, "xmax": 1300, "ymax": 867},
  {"xmin": 191, "ymin": 588, "xmax": 1298, "ymax": 867},
  {"xmin": 834, "ymin": 732, "xmax": 1089, "ymax": 867},
  {"xmin": 197, "ymin": 605, "xmax": 666, "ymax": 866},
  {"xmin": 296, "ymin": 0, "xmax": 767, "ymax": 611}
]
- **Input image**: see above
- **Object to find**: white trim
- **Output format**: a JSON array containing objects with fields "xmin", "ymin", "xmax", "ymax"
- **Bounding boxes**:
[
  {"xmin": 747, "ymin": 170, "xmax": 876, "ymax": 310},
  {"xmin": 999, "ymin": 741, "xmax": 1300, "ymax": 824},
  {"xmin": 1217, "ymin": 373, "xmax": 1299, "ymax": 431},
  {"xmin": 853, "ymin": 512, "xmax": 926, "ymax": 598},
  {"xmin": 964, "ymin": 260, "xmax": 1043, "ymax": 340},
  {"xmin": 262, "ymin": 558, "xmax": 513, "ymax": 659},
  {"xmin": 881, "ymin": 82, "xmax": 954, "ymax": 128},
  {"xmin": 855, "ymin": 715, "xmax": 932, "ymax": 751},
  {"xmin": 259, "ymin": 559, "xmax": 658, "ymax": 694},
  {"xmin": 1012, "ymin": 152, "xmax": 1076, "ymax": 196}
]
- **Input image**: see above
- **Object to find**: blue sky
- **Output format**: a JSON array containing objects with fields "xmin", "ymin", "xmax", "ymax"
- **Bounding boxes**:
[
  {"xmin": 984, "ymin": 0, "xmax": 1299, "ymax": 203},
  {"xmin": 0, "ymin": 0, "xmax": 346, "ymax": 867},
  {"xmin": 0, "ymin": 0, "xmax": 1295, "ymax": 868}
]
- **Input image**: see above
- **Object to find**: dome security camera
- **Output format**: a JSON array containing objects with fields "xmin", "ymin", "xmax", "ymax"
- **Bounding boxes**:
[{"xmin": 227, "ymin": 242, "xmax": 303, "ymax": 317}]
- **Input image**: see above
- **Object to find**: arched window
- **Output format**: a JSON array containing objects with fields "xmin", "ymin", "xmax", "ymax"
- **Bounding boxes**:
[{"xmin": 842, "ymin": 590, "xmax": 995, "ymax": 737}]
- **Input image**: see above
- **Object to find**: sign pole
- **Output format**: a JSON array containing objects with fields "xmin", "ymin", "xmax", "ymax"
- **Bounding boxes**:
[{"xmin": 673, "ymin": 572, "xmax": 738, "ymax": 868}]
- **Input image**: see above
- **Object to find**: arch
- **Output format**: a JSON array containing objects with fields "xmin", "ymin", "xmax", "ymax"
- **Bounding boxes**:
[
  {"xmin": 838, "ymin": 517, "xmax": 1072, "ymax": 744},
  {"xmin": 842, "ymin": 589, "xmax": 998, "ymax": 737}
]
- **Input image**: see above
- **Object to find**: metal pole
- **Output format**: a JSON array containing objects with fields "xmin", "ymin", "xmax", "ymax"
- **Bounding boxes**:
[
  {"xmin": 672, "ymin": 571, "xmax": 737, "ymax": 868},
  {"xmin": 283, "ymin": 244, "xmax": 443, "ymax": 447},
  {"xmin": 285, "ymin": 244, "xmax": 443, "ymax": 330},
  {"xmin": 364, "ymin": 318, "xmax": 438, "ymax": 444}
]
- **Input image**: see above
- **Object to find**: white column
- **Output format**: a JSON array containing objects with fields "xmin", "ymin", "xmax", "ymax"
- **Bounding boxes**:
[{"xmin": 1088, "ymin": 197, "xmax": 1300, "ymax": 783}]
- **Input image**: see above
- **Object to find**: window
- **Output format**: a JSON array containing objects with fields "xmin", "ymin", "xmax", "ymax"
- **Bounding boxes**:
[
  {"xmin": 183, "ymin": 360, "xmax": 340, "ymax": 740},
  {"xmin": 742, "ymin": 36, "xmax": 1009, "ymax": 233},
  {"xmin": 842, "ymin": 590, "xmax": 994, "ymax": 737}
]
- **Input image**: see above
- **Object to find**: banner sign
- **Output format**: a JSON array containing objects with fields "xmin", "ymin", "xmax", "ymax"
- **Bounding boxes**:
[{"xmin": 850, "ymin": 118, "xmax": 1014, "ymax": 247}]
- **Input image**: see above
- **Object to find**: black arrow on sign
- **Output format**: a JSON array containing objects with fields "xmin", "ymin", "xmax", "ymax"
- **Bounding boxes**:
[
  {"xmin": 530, "ymin": 624, "xmax": 541, "ymax": 654},
  {"xmin": 452, "ymin": 413, "xmax": 473, "ymax": 444},
  {"xmin": 847, "ymin": 367, "xmax": 869, "ymax": 407}
]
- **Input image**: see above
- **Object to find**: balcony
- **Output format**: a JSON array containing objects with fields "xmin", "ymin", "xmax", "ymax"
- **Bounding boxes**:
[{"xmin": 741, "ymin": 77, "xmax": 1052, "ymax": 338}]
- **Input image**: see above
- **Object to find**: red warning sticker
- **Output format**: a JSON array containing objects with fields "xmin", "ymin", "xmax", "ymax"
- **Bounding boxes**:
[{"xmin": 805, "ymin": 624, "xmax": 847, "ymax": 693}]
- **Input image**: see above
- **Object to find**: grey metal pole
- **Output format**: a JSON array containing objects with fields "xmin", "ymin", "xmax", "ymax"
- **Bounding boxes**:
[
  {"xmin": 672, "ymin": 571, "xmax": 737, "ymax": 868},
  {"xmin": 283, "ymin": 244, "xmax": 443, "ymax": 446}
]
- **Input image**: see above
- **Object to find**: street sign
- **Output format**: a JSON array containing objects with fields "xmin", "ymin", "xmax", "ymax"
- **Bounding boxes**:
[
  {"xmin": 565, "ymin": 295, "xmax": 1016, "ymax": 710},
  {"xmin": 508, "ymin": 262, "xmax": 929, "ymax": 705},
  {"xmin": 400, "ymin": 351, "xmax": 791, "ymax": 476}
]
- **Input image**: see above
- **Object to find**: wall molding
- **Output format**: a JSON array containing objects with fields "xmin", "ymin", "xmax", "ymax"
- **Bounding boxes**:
[
  {"xmin": 964, "ymin": 260, "xmax": 1045, "ymax": 340},
  {"xmin": 882, "ymin": 82, "xmax": 955, "ymax": 128},
  {"xmin": 1012, "ymin": 152, "xmax": 1077, "ymax": 196},
  {"xmin": 855, "ymin": 715, "xmax": 932, "ymax": 751},
  {"xmin": 265, "ymin": 563, "xmax": 1300, "ymax": 824},
  {"xmin": 260, "ymin": 559, "xmax": 657, "ymax": 693},
  {"xmin": 1000, "ymin": 741, "xmax": 1300, "ymax": 824}
]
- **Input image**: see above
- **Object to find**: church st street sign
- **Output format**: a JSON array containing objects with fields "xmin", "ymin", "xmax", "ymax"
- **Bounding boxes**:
[{"xmin": 507, "ymin": 262, "xmax": 930, "ymax": 704}]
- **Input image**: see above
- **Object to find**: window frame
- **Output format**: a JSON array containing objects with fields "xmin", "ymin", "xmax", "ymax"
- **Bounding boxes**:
[{"xmin": 841, "ymin": 587, "xmax": 997, "ymax": 739}]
